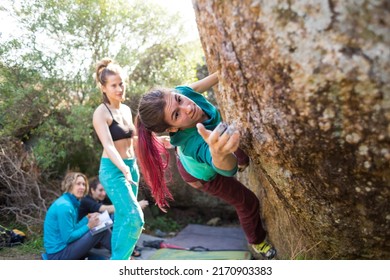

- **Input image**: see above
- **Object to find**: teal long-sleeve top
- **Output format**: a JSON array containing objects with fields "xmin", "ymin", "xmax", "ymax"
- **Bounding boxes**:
[{"xmin": 43, "ymin": 193, "xmax": 89, "ymax": 254}]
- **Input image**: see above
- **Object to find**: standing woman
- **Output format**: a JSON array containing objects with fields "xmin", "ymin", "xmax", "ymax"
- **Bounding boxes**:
[{"xmin": 93, "ymin": 58, "xmax": 143, "ymax": 260}]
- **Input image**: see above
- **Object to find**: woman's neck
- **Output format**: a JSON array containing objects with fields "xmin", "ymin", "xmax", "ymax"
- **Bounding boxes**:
[
  {"xmin": 107, "ymin": 100, "xmax": 121, "ymax": 109},
  {"xmin": 200, "ymin": 112, "xmax": 209, "ymax": 123}
]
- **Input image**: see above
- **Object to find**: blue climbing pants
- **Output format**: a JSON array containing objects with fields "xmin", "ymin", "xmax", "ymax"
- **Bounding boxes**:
[{"xmin": 99, "ymin": 157, "xmax": 144, "ymax": 260}]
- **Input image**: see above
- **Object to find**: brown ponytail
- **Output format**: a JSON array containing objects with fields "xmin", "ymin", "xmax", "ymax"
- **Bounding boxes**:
[{"xmin": 95, "ymin": 58, "xmax": 123, "ymax": 104}]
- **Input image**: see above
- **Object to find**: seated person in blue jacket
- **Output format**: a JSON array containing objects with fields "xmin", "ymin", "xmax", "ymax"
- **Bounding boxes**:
[
  {"xmin": 43, "ymin": 172, "xmax": 111, "ymax": 260},
  {"xmin": 78, "ymin": 176, "xmax": 148, "ymax": 257}
]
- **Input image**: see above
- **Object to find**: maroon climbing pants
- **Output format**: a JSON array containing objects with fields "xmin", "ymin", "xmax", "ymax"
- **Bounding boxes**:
[{"xmin": 176, "ymin": 149, "xmax": 267, "ymax": 244}]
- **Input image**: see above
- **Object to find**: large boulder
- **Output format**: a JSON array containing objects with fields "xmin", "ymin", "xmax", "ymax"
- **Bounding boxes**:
[{"xmin": 192, "ymin": 0, "xmax": 389, "ymax": 259}]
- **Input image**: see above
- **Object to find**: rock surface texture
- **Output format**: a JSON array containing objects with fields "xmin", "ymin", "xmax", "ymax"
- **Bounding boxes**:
[{"xmin": 192, "ymin": 0, "xmax": 389, "ymax": 259}]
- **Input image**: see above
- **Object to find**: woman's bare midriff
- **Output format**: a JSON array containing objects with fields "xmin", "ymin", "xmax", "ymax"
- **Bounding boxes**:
[{"xmin": 102, "ymin": 138, "xmax": 135, "ymax": 159}]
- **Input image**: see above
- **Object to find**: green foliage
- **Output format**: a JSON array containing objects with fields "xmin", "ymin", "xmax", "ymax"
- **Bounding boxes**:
[
  {"xmin": 0, "ymin": 63, "xmax": 68, "ymax": 139},
  {"xmin": 128, "ymin": 41, "xmax": 204, "ymax": 95},
  {"xmin": 146, "ymin": 215, "xmax": 181, "ymax": 233},
  {"xmin": 32, "ymin": 104, "xmax": 100, "ymax": 176},
  {"xmin": 18, "ymin": 235, "xmax": 44, "ymax": 254},
  {"xmin": 0, "ymin": 0, "xmax": 205, "ymax": 178}
]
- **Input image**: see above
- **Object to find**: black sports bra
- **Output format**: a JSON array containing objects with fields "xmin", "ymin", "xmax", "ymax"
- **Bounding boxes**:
[{"xmin": 103, "ymin": 103, "xmax": 134, "ymax": 141}]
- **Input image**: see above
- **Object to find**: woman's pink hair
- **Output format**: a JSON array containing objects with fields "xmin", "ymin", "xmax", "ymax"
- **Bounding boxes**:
[{"xmin": 135, "ymin": 116, "xmax": 173, "ymax": 211}]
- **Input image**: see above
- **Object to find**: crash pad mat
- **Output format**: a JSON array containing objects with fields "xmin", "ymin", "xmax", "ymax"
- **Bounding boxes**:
[
  {"xmin": 167, "ymin": 224, "xmax": 248, "ymax": 251},
  {"xmin": 136, "ymin": 224, "xmax": 251, "ymax": 260},
  {"xmin": 149, "ymin": 248, "xmax": 252, "ymax": 260}
]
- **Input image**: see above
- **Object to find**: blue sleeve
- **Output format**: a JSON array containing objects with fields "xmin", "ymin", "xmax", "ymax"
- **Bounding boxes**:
[
  {"xmin": 75, "ymin": 217, "xmax": 88, "ymax": 230},
  {"xmin": 57, "ymin": 204, "xmax": 89, "ymax": 244}
]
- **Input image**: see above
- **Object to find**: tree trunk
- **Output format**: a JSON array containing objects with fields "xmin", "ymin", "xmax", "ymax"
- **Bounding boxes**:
[{"xmin": 193, "ymin": 0, "xmax": 389, "ymax": 259}]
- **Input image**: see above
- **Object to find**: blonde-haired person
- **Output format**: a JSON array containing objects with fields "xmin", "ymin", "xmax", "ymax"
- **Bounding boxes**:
[
  {"xmin": 43, "ymin": 172, "xmax": 111, "ymax": 260},
  {"xmin": 92, "ymin": 58, "xmax": 144, "ymax": 260}
]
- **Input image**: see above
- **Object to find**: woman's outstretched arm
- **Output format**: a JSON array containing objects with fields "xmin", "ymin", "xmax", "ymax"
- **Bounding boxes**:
[{"xmin": 189, "ymin": 71, "xmax": 219, "ymax": 93}]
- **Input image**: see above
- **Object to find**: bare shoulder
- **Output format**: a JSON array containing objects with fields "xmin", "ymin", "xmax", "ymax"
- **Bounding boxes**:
[
  {"xmin": 121, "ymin": 103, "xmax": 131, "ymax": 111},
  {"xmin": 121, "ymin": 103, "xmax": 133, "ymax": 116},
  {"xmin": 93, "ymin": 104, "xmax": 109, "ymax": 121}
]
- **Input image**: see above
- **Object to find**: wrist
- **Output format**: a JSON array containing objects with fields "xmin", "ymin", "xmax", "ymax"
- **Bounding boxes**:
[
  {"xmin": 211, "ymin": 153, "xmax": 237, "ymax": 169},
  {"xmin": 121, "ymin": 166, "xmax": 130, "ymax": 174}
]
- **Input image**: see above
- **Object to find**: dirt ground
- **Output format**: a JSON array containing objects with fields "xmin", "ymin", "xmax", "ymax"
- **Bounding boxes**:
[{"xmin": 0, "ymin": 246, "xmax": 41, "ymax": 260}]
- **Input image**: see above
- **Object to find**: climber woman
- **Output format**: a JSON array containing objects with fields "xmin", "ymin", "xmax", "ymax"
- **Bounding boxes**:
[{"xmin": 135, "ymin": 71, "xmax": 276, "ymax": 259}]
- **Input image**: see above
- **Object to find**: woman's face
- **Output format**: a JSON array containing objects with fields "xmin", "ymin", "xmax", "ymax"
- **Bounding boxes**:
[
  {"xmin": 70, "ymin": 176, "xmax": 87, "ymax": 199},
  {"xmin": 91, "ymin": 183, "xmax": 107, "ymax": 202},
  {"xmin": 101, "ymin": 74, "xmax": 125, "ymax": 103},
  {"xmin": 163, "ymin": 91, "xmax": 206, "ymax": 131}
]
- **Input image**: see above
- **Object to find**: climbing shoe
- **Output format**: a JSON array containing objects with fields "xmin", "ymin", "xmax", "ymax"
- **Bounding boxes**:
[{"xmin": 251, "ymin": 240, "xmax": 277, "ymax": 260}]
